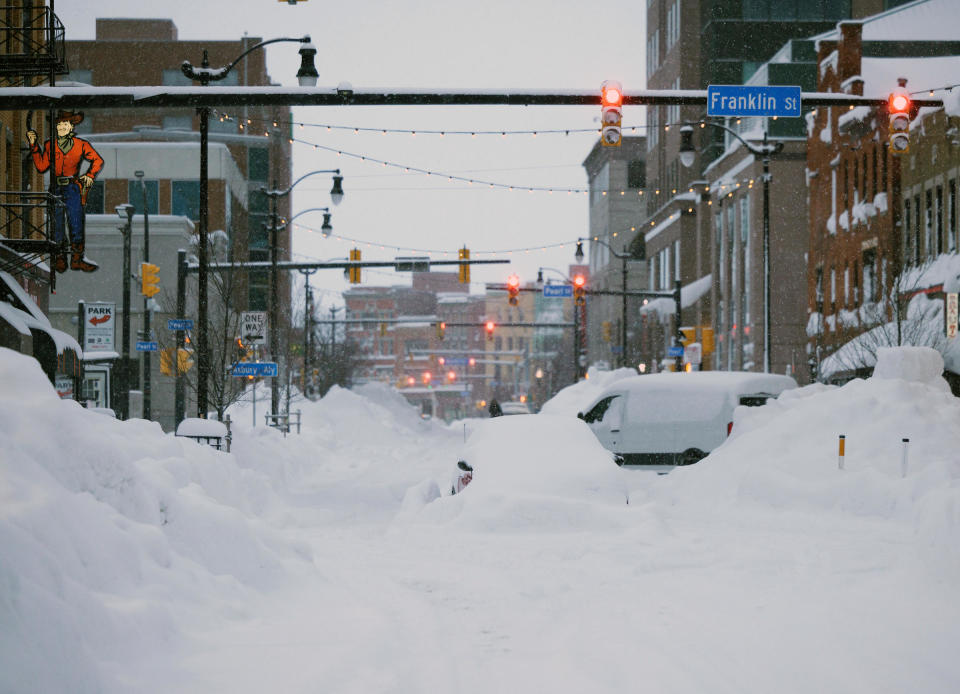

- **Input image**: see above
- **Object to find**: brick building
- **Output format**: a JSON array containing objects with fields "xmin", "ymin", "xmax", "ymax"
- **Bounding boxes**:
[
  {"xmin": 641, "ymin": 0, "xmax": 883, "ymax": 374},
  {"xmin": 65, "ymin": 18, "xmax": 295, "ymax": 314},
  {"xmin": 804, "ymin": 1, "xmax": 960, "ymax": 380}
]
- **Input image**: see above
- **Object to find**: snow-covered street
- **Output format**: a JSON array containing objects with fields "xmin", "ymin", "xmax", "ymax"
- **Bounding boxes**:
[{"xmin": 2, "ymin": 346, "xmax": 959, "ymax": 693}]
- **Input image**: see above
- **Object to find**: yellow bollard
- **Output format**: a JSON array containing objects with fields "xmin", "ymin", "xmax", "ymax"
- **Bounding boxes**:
[{"xmin": 838, "ymin": 434, "xmax": 846, "ymax": 470}]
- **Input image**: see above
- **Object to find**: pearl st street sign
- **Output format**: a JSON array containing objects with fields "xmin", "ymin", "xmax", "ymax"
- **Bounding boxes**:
[
  {"xmin": 542, "ymin": 284, "xmax": 573, "ymax": 298},
  {"xmin": 707, "ymin": 85, "xmax": 802, "ymax": 118}
]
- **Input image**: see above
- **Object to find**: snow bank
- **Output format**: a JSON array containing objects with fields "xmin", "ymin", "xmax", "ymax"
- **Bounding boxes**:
[
  {"xmin": 649, "ymin": 347, "xmax": 960, "ymax": 567},
  {"xmin": 538, "ymin": 366, "xmax": 638, "ymax": 416}
]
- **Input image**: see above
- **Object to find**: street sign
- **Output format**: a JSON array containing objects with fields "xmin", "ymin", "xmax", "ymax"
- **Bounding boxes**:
[
  {"xmin": 167, "ymin": 318, "xmax": 194, "ymax": 331},
  {"xmin": 135, "ymin": 340, "xmax": 159, "ymax": 352},
  {"xmin": 83, "ymin": 302, "xmax": 116, "ymax": 353},
  {"xmin": 707, "ymin": 85, "xmax": 801, "ymax": 118},
  {"xmin": 241, "ymin": 311, "xmax": 268, "ymax": 345},
  {"xmin": 444, "ymin": 357, "xmax": 470, "ymax": 366},
  {"xmin": 231, "ymin": 361, "xmax": 278, "ymax": 377},
  {"xmin": 668, "ymin": 345, "xmax": 684, "ymax": 358},
  {"xmin": 947, "ymin": 293, "xmax": 958, "ymax": 338},
  {"xmin": 542, "ymin": 284, "xmax": 573, "ymax": 298},
  {"xmin": 395, "ymin": 256, "xmax": 430, "ymax": 272}
]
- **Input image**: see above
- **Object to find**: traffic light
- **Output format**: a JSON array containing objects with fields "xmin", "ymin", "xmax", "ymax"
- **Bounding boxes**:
[
  {"xmin": 380, "ymin": 322, "xmax": 387, "ymax": 337},
  {"xmin": 446, "ymin": 370, "xmax": 456, "ymax": 382},
  {"xmin": 422, "ymin": 371, "xmax": 432, "ymax": 385},
  {"xmin": 176, "ymin": 347, "xmax": 194, "ymax": 373},
  {"xmin": 701, "ymin": 327, "xmax": 715, "ymax": 353},
  {"xmin": 507, "ymin": 274, "xmax": 520, "ymax": 306},
  {"xmin": 485, "ymin": 320, "xmax": 495, "ymax": 341},
  {"xmin": 888, "ymin": 89, "xmax": 912, "ymax": 155},
  {"xmin": 160, "ymin": 348, "xmax": 173, "ymax": 376},
  {"xmin": 140, "ymin": 262, "xmax": 160, "ymax": 297},
  {"xmin": 680, "ymin": 327, "xmax": 696, "ymax": 346},
  {"xmin": 437, "ymin": 321, "xmax": 446, "ymax": 340},
  {"xmin": 601, "ymin": 80, "xmax": 623, "ymax": 147},
  {"xmin": 458, "ymin": 246, "xmax": 470, "ymax": 284},
  {"xmin": 349, "ymin": 248, "xmax": 361, "ymax": 284},
  {"xmin": 573, "ymin": 274, "xmax": 586, "ymax": 305},
  {"xmin": 601, "ymin": 321, "xmax": 612, "ymax": 342}
]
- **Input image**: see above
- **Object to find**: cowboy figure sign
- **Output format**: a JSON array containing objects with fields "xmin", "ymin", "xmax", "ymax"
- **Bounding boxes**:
[{"xmin": 27, "ymin": 110, "xmax": 104, "ymax": 273}]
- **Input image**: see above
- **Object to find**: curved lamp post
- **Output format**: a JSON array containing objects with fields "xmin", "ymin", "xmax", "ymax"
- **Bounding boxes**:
[
  {"xmin": 181, "ymin": 36, "xmax": 317, "ymax": 419},
  {"xmin": 262, "ymin": 170, "xmax": 344, "ymax": 418},
  {"xmin": 679, "ymin": 122, "xmax": 782, "ymax": 373},
  {"xmin": 574, "ymin": 237, "xmax": 644, "ymax": 368}
]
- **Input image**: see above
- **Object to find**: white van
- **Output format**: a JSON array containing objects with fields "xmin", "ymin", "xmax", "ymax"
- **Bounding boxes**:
[{"xmin": 577, "ymin": 371, "xmax": 797, "ymax": 467}]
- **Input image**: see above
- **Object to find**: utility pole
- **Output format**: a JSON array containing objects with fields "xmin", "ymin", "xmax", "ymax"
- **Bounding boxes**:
[
  {"xmin": 135, "ymin": 171, "xmax": 151, "ymax": 419},
  {"xmin": 298, "ymin": 268, "xmax": 317, "ymax": 391}
]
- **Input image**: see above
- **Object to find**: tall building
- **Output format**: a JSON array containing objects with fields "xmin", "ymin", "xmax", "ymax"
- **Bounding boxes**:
[
  {"xmin": 581, "ymin": 136, "xmax": 647, "ymax": 369},
  {"xmin": 640, "ymin": 0, "xmax": 882, "ymax": 372}
]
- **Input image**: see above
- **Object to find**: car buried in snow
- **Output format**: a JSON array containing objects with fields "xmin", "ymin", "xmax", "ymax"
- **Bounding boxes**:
[
  {"xmin": 578, "ymin": 371, "xmax": 797, "ymax": 469},
  {"xmin": 451, "ymin": 413, "xmax": 628, "ymax": 504}
]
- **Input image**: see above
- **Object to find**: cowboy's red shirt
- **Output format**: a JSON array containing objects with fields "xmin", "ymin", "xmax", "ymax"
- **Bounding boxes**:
[{"xmin": 31, "ymin": 137, "xmax": 104, "ymax": 180}]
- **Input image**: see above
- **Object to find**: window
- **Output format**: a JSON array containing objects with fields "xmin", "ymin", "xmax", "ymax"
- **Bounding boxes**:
[
  {"xmin": 85, "ymin": 180, "xmax": 105, "ymax": 214},
  {"xmin": 127, "ymin": 180, "xmax": 158, "ymax": 215},
  {"xmin": 674, "ymin": 239, "xmax": 680, "ymax": 284},
  {"xmin": 863, "ymin": 249, "xmax": 876, "ymax": 303},
  {"xmin": 249, "ymin": 147, "xmax": 269, "ymax": 182},
  {"xmin": 913, "ymin": 194, "xmax": 922, "ymax": 264},
  {"xmin": 163, "ymin": 115, "xmax": 192, "ymax": 130},
  {"xmin": 666, "ymin": 2, "xmax": 680, "ymax": 51},
  {"xmin": 949, "ymin": 179, "xmax": 957, "ymax": 253},
  {"xmin": 844, "ymin": 264, "xmax": 850, "ymax": 306},
  {"xmin": 904, "ymin": 199, "xmax": 913, "ymax": 263},
  {"xmin": 740, "ymin": 196, "xmax": 750, "ymax": 323},
  {"xmin": 647, "ymin": 30, "xmax": 660, "ymax": 78},
  {"xmin": 925, "ymin": 189, "xmax": 933, "ymax": 258},
  {"xmin": 627, "ymin": 160, "xmax": 646, "ymax": 189},
  {"xmin": 172, "ymin": 180, "xmax": 200, "ymax": 221},
  {"xmin": 936, "ymin": 185, "xmax": 944, "ymax": 255},
  {"xmin": 830, "ymin": 267, "xmax": 836, "ymax": 314}
]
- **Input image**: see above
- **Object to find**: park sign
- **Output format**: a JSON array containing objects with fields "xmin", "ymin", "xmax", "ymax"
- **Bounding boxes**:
[{"xmin": 707, "ymin": 85, "xmax": 801, "ymax": 118}]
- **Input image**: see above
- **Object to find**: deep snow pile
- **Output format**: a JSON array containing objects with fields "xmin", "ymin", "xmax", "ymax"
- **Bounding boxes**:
[
  {"xmin": 538, "ymin": 365, "xmax": 638, "ymax": 416},
  {"xmin": 2, "ymin": 344, "xmax": 959, "ymax": 693},
  {"xmin": 647, "ymin": 346, "xmax": 960, "ymax": 565}
]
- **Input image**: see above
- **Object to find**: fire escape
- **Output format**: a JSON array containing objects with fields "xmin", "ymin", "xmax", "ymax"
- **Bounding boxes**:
[{"xmin": 0, "ymin": 3, "xmax": 68, "ymax": 288}]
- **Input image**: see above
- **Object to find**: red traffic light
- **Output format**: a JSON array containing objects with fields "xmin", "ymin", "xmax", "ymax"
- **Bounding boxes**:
[
  {"xmin": 422, "ymin": 371, "xmax": 432, "ymax": 383},
  {"xmin": 507, "ymin": 274, "xmax": 520, "ymax": 290},
  {"xmin": 573, "ymin": 274, "xmax": 586, "ymax": 288},
  {"xmin": 485, "ymin": 320, "xmax": 495, "ymax": 332},
  {"xmin": 447, "ymin": 370, "xmax": 456, "ymax": 381},
  {"xmin": 889, "ymin": 92, "xmax": 910, "ymax": 112},
  {"xmin": 602, "ymin": 81, "xmax": 622, "ymax": 106}
]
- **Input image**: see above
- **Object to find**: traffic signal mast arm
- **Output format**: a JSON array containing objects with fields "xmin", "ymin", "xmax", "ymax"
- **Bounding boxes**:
[{"xmin": 0, "ymin": 86, "xmax": 943, "ymax": 110}]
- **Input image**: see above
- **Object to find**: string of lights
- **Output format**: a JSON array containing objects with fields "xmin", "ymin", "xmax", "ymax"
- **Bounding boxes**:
[
  {"xmin": 211, "ymin": 109, "xmax": 652, "ymax": 138},
  {"xmin": 909, "ymin": 82, "xmax": 960, "ymax": 96}
]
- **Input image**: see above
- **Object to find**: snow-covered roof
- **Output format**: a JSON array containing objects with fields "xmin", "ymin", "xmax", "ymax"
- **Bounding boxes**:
[
  {"xmin": 640, "ymin": 273, "xmax": 712, "ymax": 318},
  {"xmin": 596, "ymin": 371, "xmax": 797, "ymax": 401},
  {"xmin": 176, "ymin": 418, "xmax": 228, "ymax": 438},
  {"xmin": 810, "ymin": 0, "xmax": 959, "ymax": 45},
  {"xmin": 860, "ymin": 55, "xmax": 960, "ymax": 96}
]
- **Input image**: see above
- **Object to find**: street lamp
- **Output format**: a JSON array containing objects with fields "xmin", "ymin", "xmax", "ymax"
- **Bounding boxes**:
[
  {"xmin": 574, "ymin": 237, "xmax": 645, "ymax": 368},
  {"xmin": 134, "ymin": 170, "xmax": 152, "ymax": 420},
  {"xmin": 277, "ymin": 206, "xmax": 333, "ymax": 237},
  {"xmin": 115, "ymin": 203, "xmax": 135, "ymax": 420},
  {"xmin": 181, "ymin": 35, "xmax": 317, "ymax": 419},
  {"xmin": 679, "ymin": 122, "xmax": 783, "ymax": 373},
  {"xmin": 262, "ymin": 170, "xmax": 344, "ymax": 418}
]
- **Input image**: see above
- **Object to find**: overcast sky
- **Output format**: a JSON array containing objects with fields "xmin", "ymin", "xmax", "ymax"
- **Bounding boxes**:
[{"xmin": 57, "ymin": 0, "xmax": 648, "ymax": 307}]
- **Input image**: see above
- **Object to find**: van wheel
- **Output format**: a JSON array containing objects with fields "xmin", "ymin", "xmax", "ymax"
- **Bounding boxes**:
[{"xmin": 679, "ymin": 448, "xmax": 706, "ymax": 466}]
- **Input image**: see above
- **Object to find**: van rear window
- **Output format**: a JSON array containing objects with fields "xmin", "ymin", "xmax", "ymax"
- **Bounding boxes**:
[{"xmin": 739, "ymin": 394, "xmax": 772, "ymax": 407}]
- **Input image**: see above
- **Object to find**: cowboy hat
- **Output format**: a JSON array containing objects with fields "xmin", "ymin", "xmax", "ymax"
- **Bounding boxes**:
[{"xmin": 54, "ymin": 110, "xmax": 84, "ymax": 125}]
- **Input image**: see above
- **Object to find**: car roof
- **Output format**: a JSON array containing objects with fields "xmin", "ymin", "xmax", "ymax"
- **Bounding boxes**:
[{"xmin": 589, "ymin": 371, "xmax": 797, "ymax": 404}]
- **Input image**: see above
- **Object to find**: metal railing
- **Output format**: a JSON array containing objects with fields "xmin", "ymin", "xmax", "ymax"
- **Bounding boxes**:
[
  {"xmin": 265, "ymin": 409, "xmax": 301, "ymax": 436},
  {"xmin": 0, "ymin": 6, "xmax": 66, "ymax": 84},
  {"xmin": 0, "ymin": 190, "xmax": 64, "ymax": 274}
]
